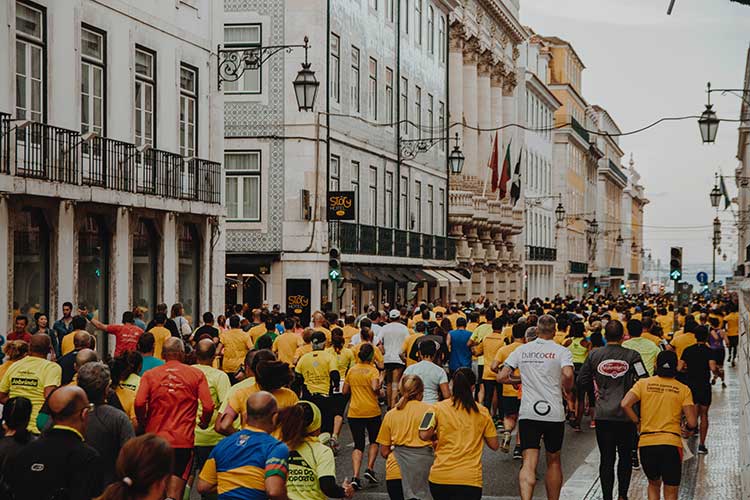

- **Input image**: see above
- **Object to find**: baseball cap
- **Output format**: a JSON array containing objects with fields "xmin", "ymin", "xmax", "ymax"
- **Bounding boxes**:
[
  {"xmin": 389, "ymin": 309, "xmax": 401, "ymax": 319},
  {"xmin": 655, "ymin": 350, "xmax": 678, "ymax": 377}
]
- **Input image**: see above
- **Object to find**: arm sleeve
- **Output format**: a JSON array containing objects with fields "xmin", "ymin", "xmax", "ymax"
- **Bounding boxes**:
[
  {"xmin": 0, "ymin": 368, "xmax": 11, "ymax": 393},
  {"xmin": 628, "ymin": 380, "xmax": 643, "ymax": 401},
  {"xmin": 438, "ymin": 368, "xmax": 448, "ymax": 385},
  {"xmin": 483, "ymin": 413, "xmax": 498, "ymax": 438},
  {"xmin": 45, "ymin": 363, "xmax": 62, "ymax": 387},
  {"xmin": 199, "ymin": 456, "xmax": 218, "ymax": 484},
  {"xmin": 319, "ymin": 476, "xmax": 346, "ymax": 498},
  {"xmin": 264, "ymin": 443, "xmax": 290, "ymax": 480},
  {"xmin": 559, "ymin": 347, "xmax": 574, "ymax": 368}
]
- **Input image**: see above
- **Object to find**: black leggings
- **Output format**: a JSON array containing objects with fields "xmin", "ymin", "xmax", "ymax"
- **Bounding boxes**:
[
  {"xmin": 386, "ymin": 479, "xmax": 405, "ymax": 500},
  {"xmin": 728, "ymin": 336, "xmax": 738, "ymax": 361},
  {"xmin": 595, "ymin": 420, "xmax": 637, "ymax": 500},
  {"xmin": 349, "ymin": 416, "xmax": 381, "ymax": 451},
  {"xmin": 482, "ymin": 380, "xmax": 501, "ymax": 416},
  {"xmin": 429, "ymin": 482, "xmax": 482, "ymax": 500}
]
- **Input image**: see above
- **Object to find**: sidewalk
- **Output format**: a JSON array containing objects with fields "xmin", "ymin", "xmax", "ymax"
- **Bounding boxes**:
[{"xmin": 581, "ymin": 366, "xmax": 742, "ymax": 500}]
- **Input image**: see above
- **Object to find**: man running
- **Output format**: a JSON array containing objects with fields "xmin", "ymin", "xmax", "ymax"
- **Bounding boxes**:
[
  {"xmin": 380, "ymin": 310, "xmax": 410, "ymax": 408},
  {"xmin": 678, "ymin": 325, "xmax": 717, "ymax": 454},
  {"xmin": 491, "ymin": 322, "xmax": 526, "ymax": 458},
  {"xmin": 498, "ymin": 314, "xmax": 574, "ymax": 500},
  {"xmin": 578, "ymin": 320, "xmax": 647, "ymax": 500}
]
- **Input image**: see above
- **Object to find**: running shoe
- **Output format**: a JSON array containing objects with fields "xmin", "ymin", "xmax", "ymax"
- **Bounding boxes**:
[
  {"xmin": 364, "ymin": 469, "xmax": 379, "ymax": 484},
  {"xmin": 589, "ymin": 419, "xmax": 596, "ymax": 429},
  {"xmin": 722, "ymin": 382, "xmax": 727, "ymax": 389},
  {"xmin": 351, "ymin": 478, "xmax": 362, "ymax": 491},
  {"xmin": 513, "ymin": 447, "xmax": 523, "ymax": 460},
  {"xmin": 631, "ymin": 450, "xmax": 641, "ymax": 470},
  {"xmin": 698, "ymin": 445, "xmax": 708, "ymax": 455},
  {"xmin": 500, "ymin": 431, "xmax": 512, "ymax": 453},
  {"xmin": 328, "ymin": 436, "xmax": 340, "ymax": 456}
]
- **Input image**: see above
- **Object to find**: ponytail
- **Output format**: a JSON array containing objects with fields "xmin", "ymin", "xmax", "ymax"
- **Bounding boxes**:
[
  {"xmin": 278, "ymin": 404, "xmax": 312, "ymax": 450},
  {"xmin": 96, "ymin": 434, "xmax": 172, "ymax": 500},
  {"xmin": 451, "ymin": 367, "xmax": 478, "ymax": 413},
  {"xmin": 395, "ymin": 375, "xmax": 424, "ymax": 410}
]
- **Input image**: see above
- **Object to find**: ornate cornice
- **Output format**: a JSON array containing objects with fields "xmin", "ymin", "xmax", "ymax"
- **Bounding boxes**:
[
  {"xmin": 475, "ymin": 0, "xmax": 527, "ymax": 44},
  {"xmin": 502, "ymin": 70, "xmax": 517, "ymax": 95},
  {"xmin": 463, "ymin": 37, "xmax": 481, "ymax": 64}
]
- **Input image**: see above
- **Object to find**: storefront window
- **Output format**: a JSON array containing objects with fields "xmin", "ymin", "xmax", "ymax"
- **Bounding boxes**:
[
  {"xmin": 78, "ymin": 214, "xmax": 109, "ymax": 321},
  {"xmin": 13, "ymin": 208, "xmax": 49, "ymax": 326},
  {"xmin": 133, "ymin": 218, "xmax": 158, "ymax": 322},
  {"xmin": 178, "ymin": 222, "xmax": 200, "ymax": 325}
]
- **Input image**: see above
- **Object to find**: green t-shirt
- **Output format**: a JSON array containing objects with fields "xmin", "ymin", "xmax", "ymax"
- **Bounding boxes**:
[
  {"xmin": 0, "ymin": 356, "xmax": 61, "ymax": 432},
  {"xmin": 194, "ymin": 364, "xmax": 231, "ymax": 446},
  {"xmin": 287, "ymin": 438, "xmax": 337, "ymax": 500},
  {"xmin": 623, "ymin": 337, "xmax": 661, "ymax": 376}
]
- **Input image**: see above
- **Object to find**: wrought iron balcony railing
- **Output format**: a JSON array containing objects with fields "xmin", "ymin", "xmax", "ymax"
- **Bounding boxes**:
[
  {"xmin": 525, "ymin": 245, "xmax": 557, "ymax": 261},
  {"xmin": 329, "ymin": 222, "xmax": 455, "ymax": 261}
]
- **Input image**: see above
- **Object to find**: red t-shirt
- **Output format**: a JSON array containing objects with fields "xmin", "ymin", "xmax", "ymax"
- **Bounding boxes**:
[
  {"xmin": 106, "ymin": 323, "xmax": 144, "ymax": 356},
  {"xmin": 7, "ymin": 332, "xmax": 32, "ymax": 343},
  {"xmin": 134, "ymin": 360, "xmax": 214, "ymax": 448}
]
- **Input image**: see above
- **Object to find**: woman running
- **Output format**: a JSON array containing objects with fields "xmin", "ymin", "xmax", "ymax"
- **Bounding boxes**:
[
  {"xmin": 326, "ymin": 329, "xmax": 355, "ymax": 454},
  {"xmin": 707, "ymin": 316, "xmax": 727, "ymax": 388},
  {"xmin": 564, "ymin": 321, "xmax": 591, "ymax": 431}
]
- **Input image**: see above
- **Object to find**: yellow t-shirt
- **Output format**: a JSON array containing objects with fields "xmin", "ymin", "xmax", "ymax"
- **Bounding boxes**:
[
  {"xmin": 293, "ymin": 344, "xmax": 313, "ymax": 365},
  {"xmin": 273, "ymin": 332, "xmax": 302, "ymax": 365},
  {"xmin": 0, "ymin": 356, "xmax": 61, "ymax": 432},
  {"xmin": 247, "ymin": 323, "xmax": 267, "ymax": 346},
  {"xmin": 219, "ymin": 329, "xmax": 250, "ymax": 374},
  {"xmin": 60, "ymin": 332, "xmax": 76, "ymax": 356},
  {"xmin": 351, "ymin": 342, "xmax": 384, "ymax": 367},
  {"xmin": 193, "ymin": 364, "xmax": 231, "ymax": 447},
  {"xmin": 477, "ymin": 332, "xmax": 506, "ymax": 380},
  {"xmin": 120, "ymin": 373, "xmax": 140, "ymax": 393},
  {"xmin": 0, "ymin": 361, "xmax": 15, "ymax": 382},
  {"xmin": 295, "ymin": 351, "xmax": 338, "ymax": 395},
  {"xmin": 401, "ymin": 333, "xmax": 421, "ymax": 367},
  {"xmin": 286, "ymin": 438, "xmax": 337, "ymax": 500},
  {"xmin": 376, "ymin": 399, "xmax": 433, "ymax": 481},
  {"xmin": 228, "ymin": 383, "xmax": 299, "ymax": 423},
  {"xmin": 325, "ymin": 346, "xmax": 355, "ymax": 376},
  {"xmin": 725, "ymin": 312, "xmax": 739, "ymax": 337},
  {"xmin": 427, "ymin": 399, "xmax": 497, "ymax": 487},
  {"xmin": 342, "ymin": 325, "xmax": 359, "ymax": 344},
  {"xmin": 470, "ymin": 323, "xmax": 493, "ymax": 366},
  {"xmin": 345, "ymin": 363, "xmax": 381, "ymax": 418},
  {"xmin": 642, "ymin": 331, "xmax": 662, "ymax": 346},
  {"xmin": 115, "ymin": 385, "xmax": 137, "ymax": 426},
  {"xmin": 628, "ymin": 376, "xmax": 693, "ymax": 448},
  {"xmin": 493, "ymin": 342, "xmax": 522, "ymax": 397},
  {"xmin": 148, "ymin": 326, "xmax": 172, "ymax": 360},
  {"xmin": 313, "ymin": 326, "xmax": 332, "ymax": 344},
  {"xmin": 218, "ymin": 376, "xmax": 255, "ymax": 431},
  {"xmin": 670, "ymin": 333, "xmax": 696, "ymax": 359},
  {"xmin": 553, "ymin": 331, "xmax": 567, "ymax": 345}
]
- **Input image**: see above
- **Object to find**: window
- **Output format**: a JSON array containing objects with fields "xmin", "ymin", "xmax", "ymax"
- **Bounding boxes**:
[
  {"xmin": 330, "ymin": 33, "xmax": 340, "ymax": 103},
  {"xmin": 351, "ymin": 161, "xmax": 360, "ymax": 221},
  {"xmin": 400, "ymin": 77, "xmax": 408, "ymax": 136},
  {"xmin": 414, "ymin": 180, "xmax": 422, "ymax": 232},
  {"xmin": 415, "ymin": 0, "xmax": 422, "ymax": 45},
  {"xmin": 438, "ymin": 188, "xmax": 445, "ymax": 235},
  {"xmin": 400, "ymin": 176, "xmax": 408, "ymax": 229},
  {"xmin": 14, "ymin": 208, "xmax": 50, "ymax": 327},
  {"xmin": 179, "ymin": 64, "xmax": 197, "ymax": 157},
  {"xmin": 427, "ymin": 93, "xmax": 433, "ymax": 140},
  {"xmin": 78, "ymin": 215, "xmax": 109, "ymax": 322},
  {"xmin": 438, "ymin": 15, "xmax": 446, "ymax": 63},
  {"xmin": 225, "ymin": 151, "xmax": 261, "ymax": 221},
  {"xmin": 330, "ymin": 155, "xmax": 340, "ymax": 190},
  {"xmin": 438, "ymin": 101, "xmax": 445, "ymax": 151},
  {"xmin": 223, "ymin": 24, "xmax": 261, "ymax": 93},
  {"xmin": 385, "ymin": 67, "xmax": 393, "ymax": 125},
  {"xmin": 16, "ymin": 1, "xmax": 45, "ymax": 122},
  {"xmin": 369, "ymin": 166, "xmax": 378, "ymax": 225},
  {"xmin": 427, "ymin": 6, "xmax": 434, "ymax": 54},
  {"xmin": 178, "ymin": 223, "xmax": 200, "ymax": 325},
  {"xmin": 133, "ymin": 218, "xmax": 158, "ymax": 323},
  {"xmin": 368, "ymin": 57, "xmax": 377, "ymax": 120},
  {"xmin": 135, "ymin": 47, "xmax": 155, "ymax": 147},
  {"xmin": 385, "ymin": 171, "xmax": 394, "ymax": 227},
  {"xmin": 81, "ymin": 27, "xmax": 104, "ymax": 137},
  {"xmin": 351, "ymin": 46, "xmax": 360, "ymax": 113},
  {"xmin": 386, "ymin": 0, "xmax": 394, "ymax": 22},
  {"xmin": 369, "ymin": 0, "xmax": 377, "ymax": 9},
  {"xmin": 427, "ymin": 185, "xmax": 434, "ymax": 234},
  {"xmin": 415, "ymin": 86, "xmax": 421, "ymax": 139},
  {"xmin": 403, "ymin": 0, "xmax": 410, "ymax": 34}
]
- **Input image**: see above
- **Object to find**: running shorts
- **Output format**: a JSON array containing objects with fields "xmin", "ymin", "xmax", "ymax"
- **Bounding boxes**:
[
  {"xmin": 172, "ymin": 448, "xmax": 195, "ymax": 481},
  {"xmin": 349, "ymin": 416, "xmax": 381, "ymax": 451},
  {"xmin": 501, "ymin": 396, "xmax": 520, "ymax": 416},
  {"xmin": 639, "ymin": 445, "xmax": 682, "ymax": 486},
  {"xmin": 518, "ymin": 419, "xmax": 565, "ymax": 453}
]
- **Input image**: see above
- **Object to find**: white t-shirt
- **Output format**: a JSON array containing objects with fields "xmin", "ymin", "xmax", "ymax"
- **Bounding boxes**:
[
  {"xmin": 380, "ymin": 321, "xmax": 410, "ymax": 365},
  {"xmin": 350, "ymin": 324, "xmax": 384, "ymax": 347},
  {"xmin": 404, "ymin": 360, "xmax": 448, "ymax": 404},
  {"xmin": 504, "ymin": 338, "xmax": 574, "ymax": 422}
]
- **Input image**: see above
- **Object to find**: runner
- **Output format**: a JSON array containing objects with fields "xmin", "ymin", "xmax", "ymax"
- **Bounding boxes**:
[
  {"xmin": 295, "ymin": 331, "xmax": 340, "ymax": 435},
  {"xmin": 404, "ymin": 340, "xmax": 450, "ymax": 404},
  {"xmin": 90, "ymin": 311, "xmax": 144, "ymax": 358},
  {"xmin": 490, "ymin": 322, "xmax": 526, "ymax": 457},
  {"xmin": 707, "ymin": 316, "xmax": 727, "ymax": 388},
  {"xmin": 498, "ymin": 314, "xmax": 574, "ymax": 500},
  {"xmin": 621, "ymin": 350, "xmax": 697, "ymax": 500},
  {"xmin": 96, "ymin": 434, "xmax": 173, "ymax": 500},
  {"xmin": 448, "ymin": 317, "xmax": 473, "ymax": 373},
  {"xmin": 678, "ymin": 325, "xmax": 718, "ymax": 454},
  {"xmin": 723, "ymin": 304, "xmax": 739, "ymax": 366},
  {"xmin": 380, "ymin": 310, "xmax": 410, "ymax": 409},
  {"xmin": 470, "ymin": 317, "xmax": 508, "ymax": 424}
]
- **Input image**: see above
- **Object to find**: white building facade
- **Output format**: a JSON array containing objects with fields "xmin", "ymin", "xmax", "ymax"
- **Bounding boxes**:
[
  {"xmin": 223, "ymin": 0, "xmax": 458, "ymax": 319},
  {"xmin": 0, "ymin": 0, "xmax": 225, "ymax": 341}
]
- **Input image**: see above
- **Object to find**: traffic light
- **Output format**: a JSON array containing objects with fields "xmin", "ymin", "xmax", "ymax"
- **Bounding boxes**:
[
  {"xmin": 669, "ymin": 247, "xmax": 683, "ymax": 281},
  {"xmin": 328, "ymin": 247, "xmax": 342, "ymax": 281},
  {"xmin": 582, "ymin": 281, "xmax": 588, "ymax": 290}
]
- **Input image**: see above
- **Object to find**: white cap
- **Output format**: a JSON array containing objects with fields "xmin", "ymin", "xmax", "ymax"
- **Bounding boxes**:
[{"xmin": 389, "ymin": 309, "xmax": 401, "ymax": 319}]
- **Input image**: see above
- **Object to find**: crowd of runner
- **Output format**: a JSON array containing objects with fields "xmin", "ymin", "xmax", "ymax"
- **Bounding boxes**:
[{"xmin": 0, "ymin": 292, "xmax": 739, "ymax": 500}]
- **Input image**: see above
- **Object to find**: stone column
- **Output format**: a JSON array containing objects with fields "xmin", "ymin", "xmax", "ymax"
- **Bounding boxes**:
[
  {"xmin": 162, "ymin": 213, "xmax": 178, "ymax": 306},
  {"xmin": 0, "ymin": 197, "xmax": 8, "ymax": 330},
  {"xmin": 113, "ymin": 207, "xmax": 131, "ymax": 323},
  {"xmin": 501, "ymin": 70, "xmax": 518, "ymax": 162},
  {"xmin": 491, "ymin": 64, "xmax": 505, "ymax": 162},
  {"xmin": 477, "ymin": 52, "xmax": 493, "ymax": 177},
  {"xmin": 448, "ymin": 24, "xmax": 465, "ymax": 146},
  {"xmin": 462, "ymin": 37, "xmax": 480, "ymax": 180},
  {"xmin": 57, "ymin": 200, "xmax": 76, "ymax": 308}
]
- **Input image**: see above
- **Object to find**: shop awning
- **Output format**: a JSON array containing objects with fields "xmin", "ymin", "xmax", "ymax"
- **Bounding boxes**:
[
  {"xmin": 346, "ymin": 267, "xmax": 377, "ymax": 288},
  {"xmin": 364, "ymin": 267, "xmax": 395, "ymax": 285},
  {"xmin": 398, "ymin": 268, "xmax": 423, "ymax": 283},
  {"xmin": 424, "ymin": 269, "xmax": 449, "ymax": 287},
  {"xmin": 411, "ymin": 268, "xmax": 437, "ymax": 284},
  {"xmin": 226, "ymin": 253, "xmax": 277, "ymax": 274},
  {"xmin": 433, "ymin": 269, "xmax": 459, "ymax": 285},
  {"xmin": 445, "ymin": 269, "xmax": 470, "ymax": 284}
]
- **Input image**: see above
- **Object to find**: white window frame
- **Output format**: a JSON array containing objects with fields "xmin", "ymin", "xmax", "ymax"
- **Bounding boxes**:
[
  {"xmin": 385, "ymin": 171, "xmax": 394, "ymax": 227},
  {"xmin": 415, "ymin": 85, "xmax": 422, "ymax": 139},
  {"xmin": 414, "ymin": 180, "xmax": 422, "ymax": 232},
  {"xmin": 415, "ymin": 0, "xmax": 422, "ymax": 45},
  {"xmin": 330, "ymin": 155, "xmax": 340, "ymax": 191},
  {"xmin": 134, "ymin": 46, "xmax": 155, "ymax": 147},
  {"xmin": 331, "ymin": 33, "xmax": 340, "ymax": 103},
  {"xmin": 427, "ymin": 6, "xmax": 434, "ymax": 54},
  {"xmin": 427, "ymin": 93, "xmax": 433, "ymax": 140},
  {"xmin": 368, "ymin": 57, "xmax": 378, "ymax": 121},
  {"xmin": 225, "ymin": 151, "xmax": 261, "ymax": 221},
  {"xmin": 81, "ymin": 26, "xmax": 105, "ymax": 137},
  {"xmin": 438, "ymin": 15, "xmax": 446, "ymax": 63},
  {"xmin": 351, "ymin": 46, "xmax": 360, "ymax": 113},
  {"xmin": 385, "ymin": 67, "xmax": 393, "ymax": 126},
  {"xmin": 438, "ymin": 187, "xmax": 445, "ymax": 235},
  {"xmin": 15, "ymin": 1, "xmax": 45, "ymax": 123},
  {"xmin": 223, "ymin": 24, "xmax": 261, "ymax": 94},
  {"xmin": 400, "ymin": 77, "xmax": 408, "ymax": 136},
  {"xmin": 179, "ymin": 64, "xmax": 197, "ymax": 157},
  {"xmin": 368, "ymin": 166, "xmax": 378, "ymax": 225},
  {"xmin": 427, "ymin": 184, "xmax": 434, "ymax": 234},
  {"xmin": 351, "ymin": 161, "xmax": 360, "ymax": 221}
]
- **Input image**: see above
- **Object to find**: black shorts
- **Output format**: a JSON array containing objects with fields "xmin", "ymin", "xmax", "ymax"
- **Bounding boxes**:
[
  {"xmin": 384, "ymin": 362, "xmax": 405, "ymax": 372},
  {"xmin": 349, "ymin": 416, "xmax": 381, "ymax": 451},
  {"xmin": 330, "ymin": 392, "xmax": 349, "ymax": 417},
  {"xmin": 173, "ymin": 448, "xmax": 194, "ymax": 481},
  {"xmin": 639, "ymin": 445, "xmax": 682, "ymax": 486},
  {"xmin": 710, "ymin": 348, "xmax": 725, "ymax": 365},
  {"xmin": 689, "ymin": 384, "xmax": 712, "ymax": 406},
  {"xmin": 501, "ymin": 396, "xmax": 520, "ymax": 416},
  {"xmin": 518, "ymin": 419, "xmax": 565, "ymax": 453},
  {"xmin": 192, "ymin": 445, "xmax": 214, "ymax": 477},
  {"xmin": 728, "ymin": 336, "xmax": 739, "ymax": 348},
  {"xmin": 429, "ymin": 482, "xmax": 482, "ymax": 500}
]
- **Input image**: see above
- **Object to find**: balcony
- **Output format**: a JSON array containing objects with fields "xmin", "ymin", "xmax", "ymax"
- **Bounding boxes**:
[
  {"xmin": 571, "ymin": 116, "xmax": 590, "ymax": 143},
  {"xmin": 0, "ymin": 114, "xmax": 221, "ymax": 203},
  {"xmin": 329, "ymin": 222, "xmax": 455, "ymax": 261},
  {"xmin": 610, "ymin": 267, "xmax": 625, "ymax": 277},
  {"xmin": 569, "ymin": 261, "xmax": 588, "ymax": 274},
  {"xmin": 525, "ymin": 246, "xmax": 557, "ymax": 261},
  {"xmin": 628, "ymin": 273, "xmax": 640, "ymax": 281},
  {"xmin": 608, "ymin": 159, "xmax": 628, "ymax": 184}
]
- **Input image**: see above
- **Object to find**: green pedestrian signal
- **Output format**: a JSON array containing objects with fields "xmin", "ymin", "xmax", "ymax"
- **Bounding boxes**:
[
  {"xmin": 328, "ymin": 247, "xmax": 342, "ymax": 282},
  {"xmin": 669, "ymin": 270, "xmax": 682, "ymax": 281},
  {"xmin": 328, "ymin": 268, "xmax": 342, "ymax": 281},
  {"xmin": 669, "ymin": 247, "xmax": 682, "ymax": 281}
]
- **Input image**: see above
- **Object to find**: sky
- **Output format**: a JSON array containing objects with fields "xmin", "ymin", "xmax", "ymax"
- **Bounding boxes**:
[{"xmin": 521, "ymin": 0, "xmax": 750, "ymax": 274}]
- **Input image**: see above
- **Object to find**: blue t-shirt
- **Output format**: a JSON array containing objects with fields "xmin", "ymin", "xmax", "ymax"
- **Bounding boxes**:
[
  {"xmin": 448, "ymin": 328, "xmax": 473, "ymax": 371},
  {"xmin": 139, "ymin": 355, "xmax": 165, "ymax": 376}
]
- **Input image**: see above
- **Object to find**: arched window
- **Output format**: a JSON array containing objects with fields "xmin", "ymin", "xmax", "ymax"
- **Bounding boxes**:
[{"xmin": 78, "ymin": 214, "xmax": 109, "ymax": 321}]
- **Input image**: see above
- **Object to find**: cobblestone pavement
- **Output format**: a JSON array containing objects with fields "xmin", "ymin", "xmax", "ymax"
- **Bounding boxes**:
[{"xmin": 582, "ymin": 365, "xmax": 742, "ymax": 500}]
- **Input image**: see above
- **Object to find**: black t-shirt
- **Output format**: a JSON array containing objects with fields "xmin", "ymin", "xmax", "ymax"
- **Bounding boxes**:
[
  {"xmin": 681, "ymin": 343, "xmax": 712, "ymax": 389},
  {"xmin": 192, "ymin": 324, "xmax": 219, "ymax": 342}
]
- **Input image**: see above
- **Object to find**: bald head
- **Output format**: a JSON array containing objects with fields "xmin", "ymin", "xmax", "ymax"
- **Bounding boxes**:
[
  {"xmin": 47, "ymin": 385, "xmax": 89, "ymax": 426},
  {"xmin": 245, "ymin": 391, "xmax": 278, "ymax": 430},
  {"xmin": 195, "ymin": 338, "xmax": 216, "ymax": 364},
  {"xmin": 72, "ymin": 330, "xmax": 93, "ymax": 350},
  {"xmin": 29, "ymin": 334, "xmax": 51, "ymax": 357},
  {"xmin": 74, "ymin": 348, "xmax": 99, "ymax": 371},
  {"xmin": 162, "ymin": 337, "xmax": 185, "ymax": 361}
]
